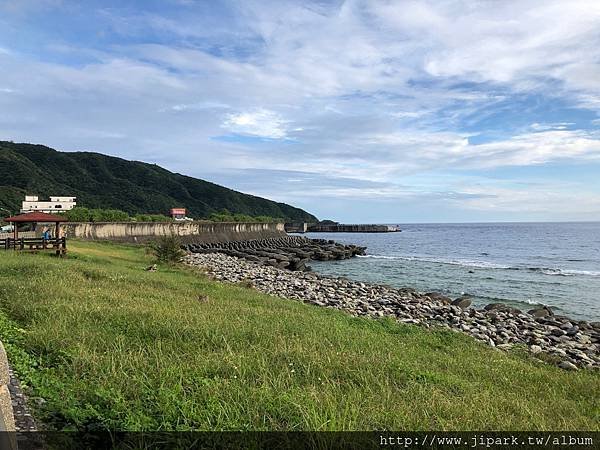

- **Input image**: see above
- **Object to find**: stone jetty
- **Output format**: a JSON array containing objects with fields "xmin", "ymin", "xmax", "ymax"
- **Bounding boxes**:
[
  {"xmin": 182, "ymin": 236, "xmax": 366, "ymax": 271},
  {"xmin": 184, "ymin": 252, "xmax": 600, "ymax": 371}
]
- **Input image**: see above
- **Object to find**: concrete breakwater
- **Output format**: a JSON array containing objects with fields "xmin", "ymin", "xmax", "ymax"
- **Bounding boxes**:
[
  {"xmin": 183, "ymin": 236, "xmax": 366, "ymax": 271},
  {"xmin": 284, "ymin": 223, "xmax": 401, "ymax": 233},
  {"xmin": 307, "ymin": 223, "xmax": 400, "ymax": 233},
  {"xmin": 184, "ymin": 252, "xmax": 600, "ymax": 370},
  {"xmin": 63, "ymin": 221, "xmax": 285, "ymax": 243}
]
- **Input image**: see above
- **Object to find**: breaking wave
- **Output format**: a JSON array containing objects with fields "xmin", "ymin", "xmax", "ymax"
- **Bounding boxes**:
[
  {"xmin": 357, "ymin": 255, "xmax": 600, "ymax": 276},
  {"xmin": 358, "ymin": 255, "xmax": 511, "ymax": 269},
  {"xmin": 528, "ymin": 268, "xmax": 600, "ymax": 277}
]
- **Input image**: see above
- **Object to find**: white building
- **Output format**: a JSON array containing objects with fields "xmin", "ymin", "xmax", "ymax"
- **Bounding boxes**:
[{"xmin": 21, "ymin": 195, "xmax": 77, "ymax": 213}]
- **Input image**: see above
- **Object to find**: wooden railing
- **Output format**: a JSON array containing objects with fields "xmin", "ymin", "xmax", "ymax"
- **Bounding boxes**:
[
  {"xmin": 0, "ymin": 237, "xmax": 67, "ymax": 255},
  {"xmin": 0, "ymin": 231, "xmax": 36, "ymax": 240}
]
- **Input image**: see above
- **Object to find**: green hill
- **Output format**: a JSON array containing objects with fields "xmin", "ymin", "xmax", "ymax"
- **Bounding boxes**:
[{"xmin": 0, "ymin": 141, "xmax": 317, "ymax": 221}]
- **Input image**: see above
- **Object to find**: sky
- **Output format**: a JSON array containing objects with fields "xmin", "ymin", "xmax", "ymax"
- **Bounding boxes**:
[{"xmin": 1, "ymin": 0, "xmax": 600, "ymax": 222}]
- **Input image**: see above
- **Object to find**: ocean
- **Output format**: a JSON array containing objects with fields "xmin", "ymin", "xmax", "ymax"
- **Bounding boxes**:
[{"xmin": 303, "ymin": 222, "xmax": 600, "ymax": 321}]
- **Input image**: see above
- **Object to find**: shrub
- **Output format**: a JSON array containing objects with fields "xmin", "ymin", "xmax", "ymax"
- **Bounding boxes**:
[
  {"xmin": 65, "ymin": 208, "xmax": 173, "ymax": 223},
  {"xmin": 91, "ymin": 209, "xmax": 130, "ymax": 222},
  {"xmin": 65, "ymin": 207, "xmax": 130, "ymax": 222},
  {"xmin": 133, "ymin": 214, "xmax": 173, "ymax": 222},
  {"xmin": 207, "ymin": 209, "xmax": 283, "ymax": 223},
  {"xmin": 148, "ymin": 235, "xmax": 185, "ymax": 264},
  {"xmin": 64, "ymin": 207, "xmax": 92, "ymax": 222}
]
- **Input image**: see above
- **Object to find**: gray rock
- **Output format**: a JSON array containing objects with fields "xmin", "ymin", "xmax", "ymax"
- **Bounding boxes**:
[
  {"xmin": 558, "ymin": 361, "xmax": 578, "ymax": 371},
  {"xmin": 576, "ymin": 334, "xmax": 592, "ymax": 344},
  {"xmin": 496, "ymin": 343, "xmax": 514, "ymax": 350},
  {"xmin": 451, "ymin": 296, "xmax": 472, "ymax": 309},
  {"xmin": 528, "ymin": 306, "xmax": 553, "ymax": 318},
  {"xmin": 484, "ymin": 303, "xmax": 521, "ymax": 314},
  {"xmin": 565, "ymin": 326, "xmax": 579, "ymax": 336},
  {"xmin": 425, "ymin": 292, "xmax": 452, "ymax": 304}
]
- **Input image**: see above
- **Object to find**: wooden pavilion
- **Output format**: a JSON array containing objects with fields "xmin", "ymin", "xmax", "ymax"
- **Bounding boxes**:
[{"xmin": 1, "ymin": 212, "xmax": 67, "ymax": 255}]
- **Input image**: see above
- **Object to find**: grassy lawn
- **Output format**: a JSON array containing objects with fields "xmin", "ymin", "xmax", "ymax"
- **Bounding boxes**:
[{"xmin": 0, "ymin": 240, "xmax": 597, "ymax": 431}]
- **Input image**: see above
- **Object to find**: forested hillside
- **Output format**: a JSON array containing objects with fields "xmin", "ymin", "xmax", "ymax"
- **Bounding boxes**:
[{"xmin": 0, "ymin": 141, "xmax": 317, "ymax": 221}]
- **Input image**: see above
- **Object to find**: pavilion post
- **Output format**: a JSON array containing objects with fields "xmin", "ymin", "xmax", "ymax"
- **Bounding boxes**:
[{"xmin": 55, "ymin": 221, "xmax": 60, "ymax": 250}]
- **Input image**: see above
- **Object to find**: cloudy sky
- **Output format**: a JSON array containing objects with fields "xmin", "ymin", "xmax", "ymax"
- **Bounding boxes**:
[{"xmin": 1, "ymin": 0, "xmax": 600, "ymax": 222}]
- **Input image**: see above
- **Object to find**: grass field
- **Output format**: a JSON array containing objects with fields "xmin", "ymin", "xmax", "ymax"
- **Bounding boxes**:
[{"xmin": 0, "ymin": 241, "xmax": 598, "ymax": 431}]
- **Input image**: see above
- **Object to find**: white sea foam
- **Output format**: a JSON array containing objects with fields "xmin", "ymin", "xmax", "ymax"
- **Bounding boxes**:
[
  {"xmin": 358, "ymin": 255, "xmax": 600, "ymax": 277},
  {"xmin": 554, "ymin": 269, "xmax": 600, "ymax": 277},
  {"xmin": 534, "ymin": 268, "xmax": 600, "ymax": 277},
  {"xmin": 357, "ymin": 254, "xmax": 510, "ymax": 269},
  {"xmin": 524, "ymin": 298, "xmax": 547, "ymax": 305}
]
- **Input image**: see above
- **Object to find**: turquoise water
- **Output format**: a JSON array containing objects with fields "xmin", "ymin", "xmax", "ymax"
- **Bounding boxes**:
[{"xmin": 303, "ymin": 222, "xmax": 600, "ymax": 321}]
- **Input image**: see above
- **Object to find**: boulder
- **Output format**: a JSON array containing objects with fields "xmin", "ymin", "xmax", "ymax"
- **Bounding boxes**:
[
  {"xmin": 558, "ymin": 361, "xmax": 578, "ymax": 371},
  {"xmin": 565, "ymin": 326, "xmax": 579, "ymax": 337},
  {"xmin": 528, "ymin": 306, "xmax": 553, "ymax": 318},
  {"xmin": 451, "ymin": 296, "xmax": 472, "ymax": 309},
  {"xmin": 425, "ymin": 292, "xmax": 452, "ymax": 304},
  {"xmin": 496, "ymin": 343, "xmax": 514, "ymax": 350},
  {"xmin": 529, "ymin": 345, "xmax": 542, "ymax": 354},
  {"xmin": 484, "ymin": 303, "xmax": 521, "ymax": 314}
]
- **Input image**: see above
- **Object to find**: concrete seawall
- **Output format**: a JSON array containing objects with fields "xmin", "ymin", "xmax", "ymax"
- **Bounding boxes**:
[{"xmin": 63, "ymin": 222, "xmax": 286, "ymax": 243}]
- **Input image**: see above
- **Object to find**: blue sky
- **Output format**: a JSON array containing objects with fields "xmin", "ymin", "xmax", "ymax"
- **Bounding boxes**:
[{"xmin": 1, "ymin": 0, "xmax": 600, "ymax": 222}]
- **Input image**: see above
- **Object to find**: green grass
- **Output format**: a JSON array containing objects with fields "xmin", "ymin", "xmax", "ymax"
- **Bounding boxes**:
[{"xmin": 0, "ymin": 241, "xmax": 598, "ymax": 431}]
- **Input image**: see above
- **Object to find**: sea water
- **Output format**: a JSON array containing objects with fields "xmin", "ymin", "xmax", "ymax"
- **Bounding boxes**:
[{"xmin": 305, "ymin": 222, "xmax": 600, "ymax": 321}]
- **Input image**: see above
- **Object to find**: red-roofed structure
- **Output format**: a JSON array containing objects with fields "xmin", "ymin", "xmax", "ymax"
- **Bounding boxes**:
[
  {"xmin": 5, "ymin": 212, "xmax": 68, "ymax": 223},
  {"xmin": 4, "ymin": 211, "xmax": 66, "ymax": 240}
]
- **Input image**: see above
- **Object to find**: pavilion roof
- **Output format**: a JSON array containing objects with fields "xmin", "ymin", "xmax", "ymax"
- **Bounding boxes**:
[{"xmin": 4, "ymin": 212, "xmax": 68, "ymax": 223}]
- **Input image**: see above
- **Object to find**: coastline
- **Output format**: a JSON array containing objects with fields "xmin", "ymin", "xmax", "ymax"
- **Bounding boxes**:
[
  {"xmin": 2, "ymin": 240, "xmax": 598, "ymax": 432},
  {"xmin": 303, "ymin": 223, "xmax": 600, "ymax": 321},
  {"xmin": 184, "ymin": 251, "xmax": 600, "ymax": 371}
]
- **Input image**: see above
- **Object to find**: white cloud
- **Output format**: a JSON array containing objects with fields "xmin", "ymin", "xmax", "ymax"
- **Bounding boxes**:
[
  {"xmin": 168, "ymin": 101, "xmax": 230, "ymax": 112},
  {"xmin": 222, "ymin": 109, "xmax": 291, "ymax": 139},
  {"xmin": 460, "ymin": 184, "xmax": 600, "ymax": 217},
  {"xmin": 198, "ymin": 0, "xmax": 600, "ymax": 111},
  {"xmin": 232, "ymin": 129, "xmax": 600, "ymax": 183},
  {"xmin": 530, "ymin": 123, "xmax": 574, "ymax": 131},
  {"xmin": 371, "ymin": 0, "xmax": 600, "ymax": 95},
  {"xmin": 466, "ymin": 130, "xmax": 600, "ymax": 167},
  {"xmin": 2, "ymin": 0, "xmax": 600, "ymax": 220},
  {"xmin": 390, "ymin": 111, "xmax": 428, "ymax": 119}
]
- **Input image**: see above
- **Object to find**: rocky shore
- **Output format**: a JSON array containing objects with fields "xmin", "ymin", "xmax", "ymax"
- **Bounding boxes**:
[
  {"xmin": 184, "ymin": 252, "xmax": 600, "ymax": 371},
  {"xmin": 183, "ymin": 236, "xmax": 366, "ymax": 271}
]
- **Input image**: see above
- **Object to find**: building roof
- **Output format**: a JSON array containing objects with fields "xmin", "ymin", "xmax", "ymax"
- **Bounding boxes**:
[{"xmin": 4, "ymin": 212, "xmax": 68, "ymax": 223}]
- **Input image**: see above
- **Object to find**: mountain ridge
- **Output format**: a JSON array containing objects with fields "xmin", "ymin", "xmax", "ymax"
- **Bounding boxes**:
[{"xmin": 0, "ymin": 141, "xmax": 318, "ymax": 222}]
